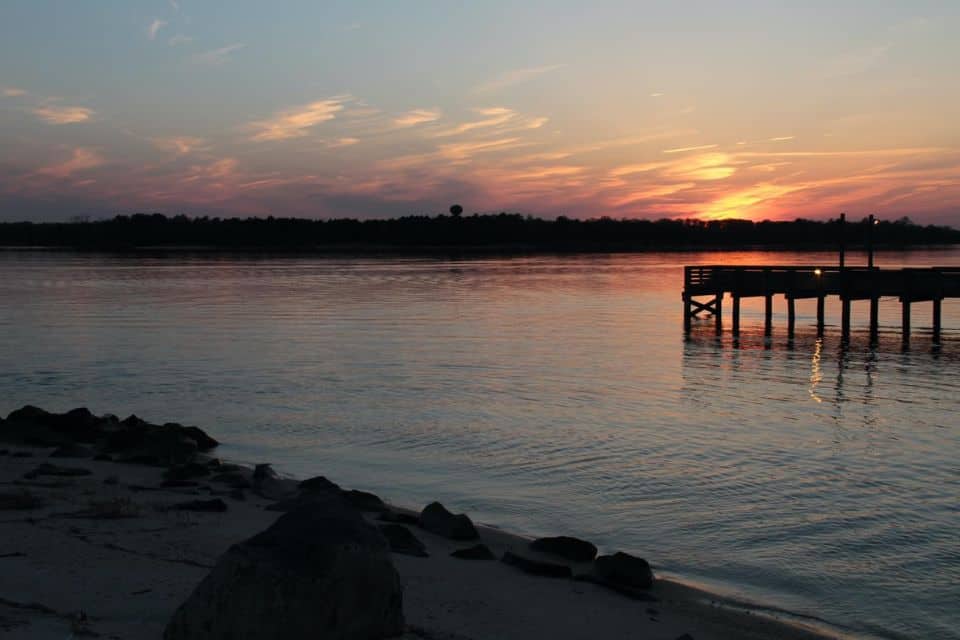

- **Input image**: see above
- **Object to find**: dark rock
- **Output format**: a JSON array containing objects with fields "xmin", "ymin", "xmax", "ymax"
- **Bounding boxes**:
[
  {"xmin": 49, "ymin": 443, "xmax": 95, "ymax": 459},
  {"xmin": 675, "ymin": 635, "xmax": 695, "ymax": 640},
  {"xmin": 161, "ymin": 480, "xmax": 200, "ymax": 488},
  {"xmin": 23, "ymin": 463, "xmax": 92, "ymax": 479},
  {"xmin": 0, "ymin": 449, "xmax": 8, "ymax": 455},
  {"xmin": 298, "ymin": 475, "xmax": 341, "ymax": 493},
  {"xmin": 136, "ymin": 429, "xmax": 198, "ymax": 466},
  {"xmin": 501, "ymin": 551, "xmax": 572, "ymax": 578},
  {"xmin": 251, "ymin": 464, "xmax": 297, "ymax": 501},
  {"xmin": 93, "ymin": 453, "xmax": 112, "ymax": 461},
  {"xmin": 344, "ymin": 489, "xmax": 387, "ymax": 512},
  {"xmin": 3, "ymin": 405, "xmax": 115, "ymax": 445},
  {"xmin": 163, "ymin": 502, "xmax": 404, "ymax": 640},
  {"xmin": 121, "ymin": 414, "xmax": 149, "ymax": 428},
  {"xmin": 164, "ymin": 463, "xmax": 211, "ymax": 481},
  {"xmin": 378, "ymin": 524, "xmax": 429, "ymax": 557},
  {"xmin": 12, "ymin": 451, "xmax": 33, "ymax": 458},
  {"xmin": 170, "ymin": 499, "xmax": 228, "ymax": 513},
  {"xmin": 530, "ymin": 536, "xmax": 597, "ymax": 563},
  {"xmin": 210, "ymin": 472, "xmax": 251, "ymax": 489},
  {"xmin": 378, "ymin": 510, "xmax": 420, "ymax": 526},
  {"xmin": 175, "ymin": 425, "xmax": 219, "ymax": 451},
  {"xmin": 103, "ymin": 475, "xmax": 119, "ymax": 486},
  {"xmin": 419, "ymin": 501, "xmax": 479, "ymax": 540},
  {"xmin": 594, "ymin": 551, "xmax": 654, "ymax": 590},
  {"xmin": 229, "ymin": 488, "xmax": 246, "ymax": 501},
  {"xmin": 451, "ymin": 544, "xmax": 495, "ymax": 560}
]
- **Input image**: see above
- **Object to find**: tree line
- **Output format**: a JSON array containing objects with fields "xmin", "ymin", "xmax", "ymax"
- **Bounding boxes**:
[{"xmin": 0, "ymin": 212, "xmax": 957, "ymax": 251}]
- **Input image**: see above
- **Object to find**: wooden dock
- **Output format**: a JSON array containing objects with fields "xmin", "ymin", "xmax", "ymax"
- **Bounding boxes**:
[{"xmin": 683, "ymin": 265, "xmax": 960, "ymax": 342}]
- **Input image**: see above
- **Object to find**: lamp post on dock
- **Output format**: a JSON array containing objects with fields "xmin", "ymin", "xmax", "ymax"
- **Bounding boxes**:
[
  {"xmin": 838, "ymin": 213, "xmax": 846, "ymax": 271},
  {"xmin": 867, "ymin": 214, "xmax": 877, "ymax": 269}
]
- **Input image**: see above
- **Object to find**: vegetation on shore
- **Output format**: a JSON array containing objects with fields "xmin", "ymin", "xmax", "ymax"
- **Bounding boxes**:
[{"xmin": 1, "ymin": 212, "xmax": 957, "ymax": 251}]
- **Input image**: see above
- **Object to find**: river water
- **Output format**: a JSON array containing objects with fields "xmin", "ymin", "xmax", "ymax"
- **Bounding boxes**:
[{"xmin": 0, "ymin": 249, "xmax": 957, "ymax": 639}]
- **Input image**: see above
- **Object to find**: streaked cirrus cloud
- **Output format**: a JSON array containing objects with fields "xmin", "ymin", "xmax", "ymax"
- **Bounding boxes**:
[
  {"xmin": 393, "ymin": 108, "xmax": 442, "ymax": 128},
  {"xmin": 474, "ymin": 64, "xmax": 565, "ymax": 93},
  {"xmin": 2, "ymin": 87, "xmax": 27, "ymax": 97},
  {"xmin": 147, "ymin": 19, "xmax": 167, "ymax": 40},
  {"xmin": 248, "ymin": 97, "xmax": 349, "ymax": 142},
  {"xmin": 191, "ymin": 43, "xmax": 245, "ymax": 66},
  {"xmin": 35, "ymin": 148, "xmax": 104, "ymax": 178},
  {"xmin": 32, "ymin": 104, "xmax": 94, "ymax": 125},
  {"xmin": 152, "ymin": 136, "xmax": 208, "ymax": 155}
]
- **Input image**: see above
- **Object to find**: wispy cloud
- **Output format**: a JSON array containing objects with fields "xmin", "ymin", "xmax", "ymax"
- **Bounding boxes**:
[
  {"xmin": 769, "ymin": 136, "xmax": 795, "ymax": 142},
  {"xmin": 152, "ymin": 136, "xmax": 207, "ymax": 155},
  {"xmin": 32, "ymin": 104, "xmax": 94, "ymax": 125},
  {"xmin": 393, "ymin": 108, "xmax": 442, "ymax": 128},
  {"xmin": 147, "ymin": 19, "xmax": 167, "ymax": 40},
  {"xmin": 474, "ymin": 64, "xmax": 564, "ymax": 93},
  {"xmin": 824, "ymin": 44, "xmax": 890, "ymax": 78},
  {"xmin": 35, "ymin": 148, "xmax": 104, "ymax": 178},
  {"xmin": 191, "ymin": 43, "xmax": 245, "ymax": 66},
  {"xmin": 168, "ymin": 34, "xmax": 193, "ymax": 46},
  {"xmin": 2, "ymin": 87, "xmax": 27, "ymax": 97},
  {"xmin": 169, "ymin": 0, "xmax": 180, "ymax": 12},
  {"xmin": 248, "ymin": 97, "xmax": 349, "ymax": 142},
  {"xmin": 434, "ymin": 107, "xmax": 515, "ymax": 137},
  {"xmin": 663, "ymin": 144, "xmax": 718, "ymax": 154},
  {"xmin": 327, "ymin": 137, "xmax": 359, "ymax": 148}
]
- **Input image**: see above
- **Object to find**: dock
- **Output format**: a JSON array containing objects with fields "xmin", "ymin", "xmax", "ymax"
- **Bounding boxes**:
[{"xmin": 683, "ymin": 265, "xmax": 960, "ymax": 342}]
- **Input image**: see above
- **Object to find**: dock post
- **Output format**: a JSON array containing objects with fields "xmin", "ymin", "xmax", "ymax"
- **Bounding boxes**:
[
  {"xmin": 683, "ymin": 293, "xmax": 691, "ymax": 334},
  {"xmin": 732, "ymin": 295, "xmax": 741, "ymax": 336},
  {"xmin": 933, "ymin": 298, "xmax": 942, "ymax": 342},
  {"xmin": 764, "ymin": 294, "xmax": 773, "ymax": 335},
  {"xmin": 816, "ymin": 296, "xmax": 825, "ymax": 335},
  {"xmin": 901, "ymin": 301, "xmax": 911, "ymax": 344},
  {"xmin": 714, "ymin": 293, "xmax": 723, "ymax": 334},
  {"xmin": 787, "ymin": 297, "xmax": 796, "ymax": 337},
  {"xmin": 841, "ymin": 298, "xmax": 851, "ymax": 341},
  {"xmin": 869, "ymin": 297, "xmax": 879, "ymax": 344}
]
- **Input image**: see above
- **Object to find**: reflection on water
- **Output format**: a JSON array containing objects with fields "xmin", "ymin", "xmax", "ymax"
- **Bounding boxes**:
[{"xmin": 0, "ymin": 249, "xmax": 958, "ymax": 639}]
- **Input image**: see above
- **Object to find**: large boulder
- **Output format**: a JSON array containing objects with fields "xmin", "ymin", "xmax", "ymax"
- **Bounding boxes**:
[
  {"xmin": 529, "ymin": 536, "xmax": 597, "ymax": 563},
  {"xmin": 164, "ymin": 500, "xmax": 404, "ymax": 640},
  {"xmin": 594, "ymin": 551, "xmax": 654, "ymax": 589},
  {"xmin": 418, "ymin": 502, "xmax": 478, "ymax": 540}
]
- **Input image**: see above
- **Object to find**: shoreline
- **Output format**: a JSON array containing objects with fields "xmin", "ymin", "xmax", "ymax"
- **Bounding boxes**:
[{"xmin": 0, "ymin": 408, "xmax": 855, "ymax": 639}]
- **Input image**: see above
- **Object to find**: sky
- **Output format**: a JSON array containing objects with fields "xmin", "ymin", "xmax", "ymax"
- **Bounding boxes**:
[{"xmin": 1, "ymin": 1, "xmax": 959, "ymax": 224}]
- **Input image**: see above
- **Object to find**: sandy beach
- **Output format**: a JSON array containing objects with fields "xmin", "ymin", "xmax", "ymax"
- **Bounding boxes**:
[{"xmin": 0, "ymin": 408, "xmax": 847, "ymax": 640}]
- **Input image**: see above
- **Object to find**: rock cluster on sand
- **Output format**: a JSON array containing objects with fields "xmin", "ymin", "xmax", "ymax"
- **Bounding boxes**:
[
  {"xmin": 164, "ymin": 499, "xmax": 404, "ymax": 640},
  {"xmin": 418, "ymin": 501, "xmax": 479, "ymax": 540},
  {"xmin": 1, "ymin": 405, "xmax": 219, "ymax": 467}
]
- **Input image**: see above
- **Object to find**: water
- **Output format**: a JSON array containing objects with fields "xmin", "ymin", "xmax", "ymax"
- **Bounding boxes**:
[{"xmin": 1, "ymin": 249, "xmax": 957, "ymax": 639}]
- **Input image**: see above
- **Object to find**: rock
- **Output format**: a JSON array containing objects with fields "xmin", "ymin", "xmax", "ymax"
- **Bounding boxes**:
[
  {"xmin": 501, "ymin": 551, "xmax": 572, "ymax": 578},
  {"xmin": 170, "ymin": 499, "xmax": 228, "ymax": 513},
  {"xmin": 23, "ymin": 463, "xmax": 92, "ymax": 479},
  {"xmin": 675, "ymin": 635, "xmax": 695, "ymax": 640},
  {"xmin": 298, "ymin": 475, "xmax": 341, "ymax": 493},
  {"xmin": 344, "ymin": 489, "xmax": 387, "ymax": 512},
  {"xmin": 419, "ymin": 502, "xmax": 479, "ymax": 540},
  {"xmin": 161, "ymin": 480, "xmax": 200, "ymax": 488},
  {"xmin": 251, "ymin": 464, "xmax": 298, "ymax": 501},
  {"xmin": 135, "ymin": 429, "xmax": 198, "ymax": 466},
  {"xmin": 176, "ymin": 425, "xmax": 219, "ymax": 451},
  {"xmin": 103, "ymin": 475, "xmax": 119, "ymax": 486},
  {"xmin": 378, "ymin": 524, "xmax": 429, "ymax": 557},
  {"xmin": 164, "ymin": 463, "xmax": 211, "ymax": 481},
  {"xmin": 594, "ymin": 552, "xmax": 654, "ymax": 590},
  {"xmin": 12, "ymin": 451, "xmax": 33, "ymax": 458},
  {"xmin": 530, "ymin": 536, "xmax": 597, "ymax": 563},
  {"xmin": 229, "ymin": 488, "xmax": 246, "ymax": 501},
  {"xmin": 93, "ymin": 453, "xmax": 112, "ymax": 461},
  {"xmin": 163, "ymin": 502, "xmax": 404, "ymax": 640},
  {"xmin": 210, "ymin": 472, "xmax": 251, "ymax": 489},
  {"xmin": 49, "ymin": 443, "xmax": 95, "ymax": 459},
  {"xmin": 378, "ymin": 510, "xmax": 420, "ymax": 526},
  {"xmin": 451, "ymin": 544, "xmax": 495, "ymax": 560}
]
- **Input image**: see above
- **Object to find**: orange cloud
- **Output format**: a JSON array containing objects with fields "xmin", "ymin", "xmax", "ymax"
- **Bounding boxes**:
[
  {"xmin": 32, "ymin": 104, "xmax": 94, "ymax": 124},
  {"xmin": 249, "ymin": 97, "xmax": 348, "ymax": 141},
  {"xmin": 35, "ymin": 148, "xmax": 104, "ymax": 178},
  {"xmin": 393, "ymin": 108, "xmax": 442, "ymax": 128}
]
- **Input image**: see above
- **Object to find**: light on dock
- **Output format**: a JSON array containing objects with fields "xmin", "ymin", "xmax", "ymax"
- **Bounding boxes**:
[{"xmin": 814, "ymin": 268, "xmax": 822, "ymax": 276}]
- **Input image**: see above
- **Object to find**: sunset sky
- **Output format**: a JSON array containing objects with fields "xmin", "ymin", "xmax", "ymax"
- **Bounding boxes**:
[{"xmin": 2, "ymin": 1, "xmax": 959, "ymax": 224}]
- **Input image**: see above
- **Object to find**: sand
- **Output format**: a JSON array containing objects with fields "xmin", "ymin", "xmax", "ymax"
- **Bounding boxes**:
[{"xmin": 0, "ymin": 447, "xmax": 844, "ymax": 640}]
